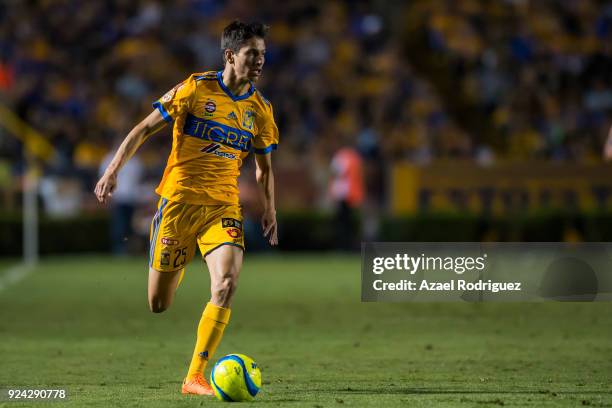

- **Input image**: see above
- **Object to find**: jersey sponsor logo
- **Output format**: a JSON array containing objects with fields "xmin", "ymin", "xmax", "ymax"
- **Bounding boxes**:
[
  {"xmin": 213, "ymin": 150, "xmax": 236, "ymax": 159},
  {"xmin": 160, "ymin": 250, "xmax": 170, "ymax": 266},
  {"xmin": 242, "ymin": 110, "xmax": 255, "ymax": 130},
  {"xmin": 222, "ymin": 218, "xmax": 243, "ymax": 229},
  {"xmin": 200, "ymin": 143, "xmax": 236, "ymax": 160},
  {"xmin": 227, "ymin": 111, "xmax": 237, "ymax": 120},
  {"xmin": 205, "ymin": 100, "xmax": 216, "ymax": 113},
  {"xmin": 161, "ymin": 237, "xmax": 179, "ymax": 245},
  {"xmin": 183, "ymin": 114, "xmax": 253, "ymax": 152},
  {"xmin": 226, "ymin": 228, "xmax": 242, "ymax": 238}
]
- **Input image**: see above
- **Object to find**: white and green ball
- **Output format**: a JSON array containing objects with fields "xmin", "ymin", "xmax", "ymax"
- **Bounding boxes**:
[{"xmin": 210, "ymin": 354, "xmax": 261, "ymax": 402}]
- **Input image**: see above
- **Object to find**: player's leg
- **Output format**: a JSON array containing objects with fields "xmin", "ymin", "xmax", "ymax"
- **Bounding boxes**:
[
  {"xmin": 147, "ymin": 267, "xmax": 183, "ymax": 313},
  {"xmin": 148, "ymin": 198, "xmax": 199, "ymax": 313},
  {"xmin": 182, "ymin": 206, "xmax": 244, "ymax": 395},
  {"xmin": 183, "ymin": 245, "xmax": 243, "ymax": 394},
  {"xmin": 207, "ymin": 244, "xmax": 243, "ymax": 307}
]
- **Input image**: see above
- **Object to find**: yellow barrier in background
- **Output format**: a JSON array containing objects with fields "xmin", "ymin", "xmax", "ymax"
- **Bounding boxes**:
[{"xmin": 392, "ymin": 161, "xmax": 612, "ymax": 214}]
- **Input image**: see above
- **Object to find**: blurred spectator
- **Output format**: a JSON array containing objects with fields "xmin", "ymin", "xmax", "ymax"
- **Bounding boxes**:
[
  {"xmin": 99, "ymin": 147, "xmax": 144, "ymax": 255},
  {"xmin": 39, "ymin": 176, "xmax": 82, "ymax": 217},
  {"xmin": 329, "ymin": 146, "xmax": 364, "ymax": 250}
]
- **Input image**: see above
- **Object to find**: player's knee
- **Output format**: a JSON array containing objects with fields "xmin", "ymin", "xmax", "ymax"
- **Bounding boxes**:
[
  {"xmin": 149, "ymin": 304, "xmax": 167, "ymax": 314},
  {"xmin": 148, "ymin": 297, "xmax": 170, "ymax": 313},
  {"xmin": 212, "ymin": 275, "xmax": 238, "ymax": 304},
  {"xmin": 216, "ymin": 276, "xmax": 237, "ymax": 296}
]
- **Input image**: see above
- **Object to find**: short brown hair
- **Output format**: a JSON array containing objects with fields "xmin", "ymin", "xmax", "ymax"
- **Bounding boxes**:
[{"xmin": 221, "ymin": 20, "xmax": 269, "ymax": 54}]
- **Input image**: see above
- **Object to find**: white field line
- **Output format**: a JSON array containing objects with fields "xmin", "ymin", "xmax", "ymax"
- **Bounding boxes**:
[{"xmin": 0, "ymin": 263, "xmax": 35, "ymax": 292}]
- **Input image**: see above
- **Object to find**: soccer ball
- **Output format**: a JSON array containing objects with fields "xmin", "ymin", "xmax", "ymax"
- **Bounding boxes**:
[{"xmin": 210, "ymin": 354, "xmax": 261, "ymax": 402}]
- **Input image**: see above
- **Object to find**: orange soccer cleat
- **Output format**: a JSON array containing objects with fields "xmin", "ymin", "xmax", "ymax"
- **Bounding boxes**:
[{"xmin": 181, "ymin": 373, "xmax": 214, "ymax": 396}]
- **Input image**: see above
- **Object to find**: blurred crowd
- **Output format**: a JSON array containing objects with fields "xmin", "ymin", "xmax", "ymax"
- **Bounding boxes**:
[
  {"xmin": 0, "ymin": 0, "xmax": 456, "ymax": 212},
  {"xmin": 416, "ymin": 0, "xmax": 612, "ymax": 160},
  {"xmin": 0, "ymin": 0, "xmax": 611, "ymax": 218}
]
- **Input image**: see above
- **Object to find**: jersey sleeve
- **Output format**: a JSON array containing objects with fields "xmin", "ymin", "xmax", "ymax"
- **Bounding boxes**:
[
  {"xmin": 152, "ymin": 75, "xmax": 197, "ymax": 123},
  {"xmin": 252, "ymin": 104, "xmax": 279, "ymax": 154}
]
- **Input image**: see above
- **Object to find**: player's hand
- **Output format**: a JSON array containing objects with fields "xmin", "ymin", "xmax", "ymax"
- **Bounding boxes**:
[
  {"xmin": 94, "ymin": 172, "xmax": 117, "ymax": 204},
  {"xmin": 261, "ymin": 208, "xmax": 278, "ymax": 246},
  {"xmin": 605, "ymin": 139, "xmax": 612, "ymax": 161}
]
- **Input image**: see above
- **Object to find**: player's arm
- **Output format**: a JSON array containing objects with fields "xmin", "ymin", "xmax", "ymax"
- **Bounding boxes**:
[
  {"xmin": 94, "ymin": 109, "xmax": 167, "ymax": 203},
  {"xmin": 604, "ymin": 125, "xmax": 612, "ymax": 161},
  {"xmin": 254, "ymin": 153, "xmax": 278, "ymax": 246}
]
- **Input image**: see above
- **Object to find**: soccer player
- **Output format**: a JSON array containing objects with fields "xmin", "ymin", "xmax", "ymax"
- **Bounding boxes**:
[{"xmin": 94, "ymin": 21, "xmax": 278, "ymax": 396}]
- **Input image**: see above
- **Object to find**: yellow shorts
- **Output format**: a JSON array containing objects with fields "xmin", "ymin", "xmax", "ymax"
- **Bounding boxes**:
[{"xmin": 149, "ymin": 197, "xmax": 245, "ymax": 272}]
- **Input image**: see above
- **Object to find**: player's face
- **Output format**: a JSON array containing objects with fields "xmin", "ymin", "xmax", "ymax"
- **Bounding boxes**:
[{"xmin": 233, "ymin": 37, "xmax": 266, "ymax": 82}]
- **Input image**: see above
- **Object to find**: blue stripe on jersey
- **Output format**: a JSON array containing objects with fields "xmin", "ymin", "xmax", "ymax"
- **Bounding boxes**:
[
  {"xmin": 152, "ymin": 101, "xmax": 173, "ymax": 123},
  {"xmin": 216, "ymin": 71, "xmax": 255, "ymax": 102},
  {"xmin": 253, "ymin": 144, "xmax": 277, "ymax": 154},
  {"xmin": 149, "ymin": 198, "xmax": 168, "ymax": 267},
  {"xmin": 194, "ymin": 75, "xmax": 217, "ymax": 81},
  {"xmin": 182, "ymin": 113, "xmax": 253, "ymax": 152}
]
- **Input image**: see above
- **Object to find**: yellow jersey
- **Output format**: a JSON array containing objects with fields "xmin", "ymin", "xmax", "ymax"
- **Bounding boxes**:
[{"xmin": 152, "ymin": 70, "xmax": 279, "ymax": 205}]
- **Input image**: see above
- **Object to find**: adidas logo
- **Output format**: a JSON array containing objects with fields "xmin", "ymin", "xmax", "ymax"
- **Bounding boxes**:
[
  {"xmin": 201, "ymin": 143, "xmax": 220, "ymax": 153},
  {"xmin": 227, "ymin": 111, "xmax": 237, "ymax": 120}
]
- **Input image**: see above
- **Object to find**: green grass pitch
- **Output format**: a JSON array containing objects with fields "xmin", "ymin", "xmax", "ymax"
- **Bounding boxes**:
[{"xmin": 0, "ymin": 254, "xmax": 611, "ymax": 407}]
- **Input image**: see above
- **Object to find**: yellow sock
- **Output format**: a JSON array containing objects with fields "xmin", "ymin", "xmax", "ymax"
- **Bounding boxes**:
[{"xmin": 186, "ymin": 302, "xmax": 231, "ymax": 379}]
